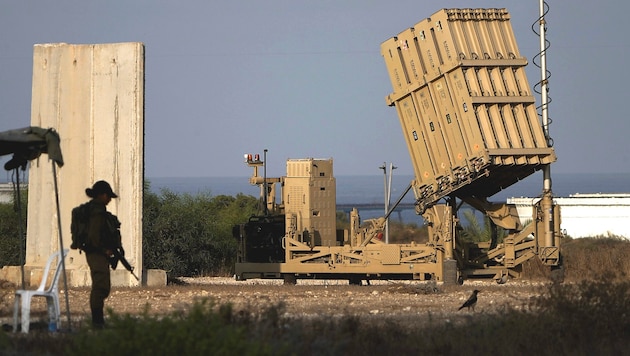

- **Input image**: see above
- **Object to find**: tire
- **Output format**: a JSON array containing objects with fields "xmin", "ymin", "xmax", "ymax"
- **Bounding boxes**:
[
  {"xmin": 457, "ymin": 274, "xmax": 464, "ymax": 285},
  {"xmin": 283, "ymin": 274, "xmax": 297, "ymax": 285},
  {"xmin": 348, "ymin": 276, "xmax": 362, "ymax": 286}
]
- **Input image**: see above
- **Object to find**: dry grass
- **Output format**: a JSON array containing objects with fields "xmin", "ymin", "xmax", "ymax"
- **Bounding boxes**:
[
  {"xmin": 521, "ymin": 235, "xmax": 630, "ymax": 281},
  {"xmin": 561, "ymin": 235, "xmax": 630, "ymax": 280}
]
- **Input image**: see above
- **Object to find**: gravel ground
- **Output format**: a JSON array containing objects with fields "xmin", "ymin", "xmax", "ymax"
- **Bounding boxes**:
[{"xmin": 1, "ymin": 277, "xmax": 546, "ymax": 331}]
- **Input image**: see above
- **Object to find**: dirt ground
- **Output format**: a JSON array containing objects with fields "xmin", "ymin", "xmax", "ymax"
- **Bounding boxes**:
[{"xmin": 1, "ymin": 277, "xmax": 546, "ymax": 331}]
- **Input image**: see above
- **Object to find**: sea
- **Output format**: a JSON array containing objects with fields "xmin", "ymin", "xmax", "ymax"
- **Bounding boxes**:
[{"xmin": 148, "ymin": 172, "xmax": 630, "ymax": 224}]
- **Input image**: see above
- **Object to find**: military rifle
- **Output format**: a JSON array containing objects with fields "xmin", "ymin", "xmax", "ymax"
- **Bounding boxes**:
[{"xmin": 109, "ymin": 247, "xmax": 140, "ymax": 281}]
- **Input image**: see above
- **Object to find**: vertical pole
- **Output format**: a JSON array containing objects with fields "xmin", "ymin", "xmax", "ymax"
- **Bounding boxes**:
[
  {"xmin": 539, "ymin": 0, "xmax": 550, "ymax": 144},
  {"xmin": 444, "ymin": 201, "xmax": 454, "ymax": 261},
  {"xmin": 13, "ymin": 168, "xmax": 25, "ymax": 289},
  {"xmin": 539, "ymin": 0, "xmax": 554, "ymax": 247},
  {"xmin": 263, "ymin": 149, "xmax": 268, "ymax": 216},
  {"xmin": 379, "ymin": 163, "xmax": 387, "ymax": 242},
  {"xmin": 387, "ymin": 163, "xmax": 397, "ymax": 243},
  {"xmin": 52, "ymin": 163, "xmax": 72, "ymax": 330}
]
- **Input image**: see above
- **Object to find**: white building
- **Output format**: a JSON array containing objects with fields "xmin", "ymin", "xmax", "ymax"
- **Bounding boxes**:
[
  {"xmin": 0, "ymin": 183, "xmax": 26, "ymax": 204},
  {"xmin": 508, "ymin": 193, "xmax": 630, "ymax": 239}
]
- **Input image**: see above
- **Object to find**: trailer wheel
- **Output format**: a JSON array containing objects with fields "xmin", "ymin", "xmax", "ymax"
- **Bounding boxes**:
[
  {"xmin": 496, "ymin": 273, "xmax": 508, "ymax": 285},
  {"xmin": 283, "ymin": 274, "xmax": 297, "ymax": 285},
  {"xmin": 491, "ymin": 270, "xmax": 509, "ymax": 285},
  {"xmin": 348, "ymin": 276, "xmax": 362, "ymax": 286}
]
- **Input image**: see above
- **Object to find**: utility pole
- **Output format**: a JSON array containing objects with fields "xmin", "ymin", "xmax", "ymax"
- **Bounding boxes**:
[
  {"xmin": 263, "ymin": 149, "xmax": 268, "ymax": 216},
  {"xmin": 379, "ymin": 162, "xmax": 397, "ymax": 243}
]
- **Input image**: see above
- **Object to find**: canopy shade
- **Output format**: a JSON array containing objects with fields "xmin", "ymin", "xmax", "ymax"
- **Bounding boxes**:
[{"xmin": 0, "ymin": 127, "xmax": 64, "ymax": 170}]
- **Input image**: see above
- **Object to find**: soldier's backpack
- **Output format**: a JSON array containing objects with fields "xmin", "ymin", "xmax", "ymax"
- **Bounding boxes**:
[{"xmin": 70, "ymin": 202, "xmax": 91, "ymax": 251}]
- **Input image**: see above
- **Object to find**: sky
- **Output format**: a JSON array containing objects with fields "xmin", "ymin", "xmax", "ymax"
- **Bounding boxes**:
[{"xmin": 1, "ymin": 1, "xmax": 629, "ymax": 178}]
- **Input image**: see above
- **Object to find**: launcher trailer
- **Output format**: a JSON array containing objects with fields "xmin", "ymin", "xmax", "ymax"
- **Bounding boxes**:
[{"xmin": 233, "ymin": 8, "xmax": 562, "ymax": 285}]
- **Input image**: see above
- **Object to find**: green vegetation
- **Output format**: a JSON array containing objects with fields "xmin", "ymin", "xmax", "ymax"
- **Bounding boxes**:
[
  {"xmin": 142, "ymin": 183, "xmax": 259, "ymax": 278},
  {"xmin": 387, "ymin": 220, "xmax": 428, "ymax": 244},
  {"xmin": 0, "ymin": 183, "xmax": 260, "ymax": 279},
  {"xmin": 459, "ymin": 209, "xmax": 507, "ymax": 244},
  {"xmin": 66, "ymin": 301, "xmax": 271, "ymax": 356},
  {"xmin": 0, "ymin": 187, "xmax": 26, "ymax": 267},
  {"xmin": 2, "ymin": 276, "xmax": 630, "ymax": 355}
]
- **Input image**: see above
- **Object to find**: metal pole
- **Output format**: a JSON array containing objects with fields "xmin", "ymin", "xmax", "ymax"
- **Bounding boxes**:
[
  {"xmin": 263, "ymin": 149, "xmax": 268, "ymax": 216},
  {"xmin": 384, "ymin": 182, "xmax": 412, "ymax": 221},
  {"xmin": 52, "ymin": 163, "xmax": 72, "ymax": 330},
  {"xmin": 539, "ymin": 0, "xmax": 554, "ymax": 247},
  {"xmin": 13, "ymin": 168, "xmax": 25, "ymax": 289},
  {"xmin": 540, "ymin": 0, "xmax": 551, "ymax": 174},
  {"xmin": 387, "ymin": 163, "xmax": 397, "ymax": 244},
  {"xmin": 379, "ymin": 163, "xmax": 387, "ymax": 242}
]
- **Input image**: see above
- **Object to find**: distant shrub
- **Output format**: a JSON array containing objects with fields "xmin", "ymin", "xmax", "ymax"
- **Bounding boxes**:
[
  {"xmin": 387, "ymin": 220, "xmax": 428, "ymax": 244},
  {"xmin": 560, "ymin": 236, "xmax": 630, "ymax": 281},
  {"xmin": 534, "ymin": 278, "xmax": 630, "ymax": 339},
  {"xmin": 142, "ymin": 183, "xmax": 259, "ymax": 279},
  {"xmin": 0, "ymin": 194, "xmax": 26, "ymax": 268},
  {"xmin": 335, "ymin": 210, "xmax": 427, "ymax": 244}
]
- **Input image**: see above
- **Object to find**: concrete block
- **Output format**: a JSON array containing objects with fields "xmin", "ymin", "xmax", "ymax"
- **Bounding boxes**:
[
  {"xmin": 68, "ymin": 268, "xmax": 91, "ymax": 288},
  {"xmin": 0, "ymin": 266, "xmax": 23, "ymax": 286},
  {"xmin": 29, "ymin": 268, "xmax": 45, "ymax": 288},
  {"xmin": 145, "ymin": 269, "xmax": 167, "ymax": 287},
  {"xmin": 111, "ymin": 269, "xmax": 141, "ymax": 287}
]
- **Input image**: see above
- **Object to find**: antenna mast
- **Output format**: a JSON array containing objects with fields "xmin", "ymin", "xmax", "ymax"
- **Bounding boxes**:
[
  {"xmin": 538, "ymin": 0, "xmax": 555, "ymax": 247},
  {"xmin": 539, "ymin": 0, "xmax": 551, "ymax": 194}
]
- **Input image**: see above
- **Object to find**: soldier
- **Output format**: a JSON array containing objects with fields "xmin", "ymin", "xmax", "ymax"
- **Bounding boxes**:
[{"xmin": 83, "ymin": 180, "xmax": 121, "ymax": 328}]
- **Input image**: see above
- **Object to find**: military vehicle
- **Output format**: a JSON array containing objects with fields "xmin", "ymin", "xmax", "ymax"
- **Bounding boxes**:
[{"xmin": 233, "ymin": 8, "xmax": 562, "ymax": 285}]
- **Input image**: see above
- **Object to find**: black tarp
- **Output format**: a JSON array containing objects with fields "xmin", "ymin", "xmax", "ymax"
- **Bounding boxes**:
[
  {"xmin": 0, "ymin": 126, "xmax": 72, "ymax": 329},
  {"xmin": 0, "ymin": 126, "xmax": 64, "ymax": 170}
]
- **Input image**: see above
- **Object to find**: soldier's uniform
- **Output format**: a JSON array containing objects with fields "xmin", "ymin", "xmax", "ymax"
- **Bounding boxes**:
[{"xmin": 83, "ymin": 180, "xmax": 120, "ymax": 328}]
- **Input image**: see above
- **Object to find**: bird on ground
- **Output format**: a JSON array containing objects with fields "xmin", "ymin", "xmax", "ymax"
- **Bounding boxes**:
[{"xmin": 458, "ymin": 289, "xmax": 480, "ymax": 311}]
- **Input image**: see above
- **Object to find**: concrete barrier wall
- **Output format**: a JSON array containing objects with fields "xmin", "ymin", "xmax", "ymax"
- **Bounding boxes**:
[{"xmin": 26, "ymin": 42, "xmax": 144, "ymax": 287}]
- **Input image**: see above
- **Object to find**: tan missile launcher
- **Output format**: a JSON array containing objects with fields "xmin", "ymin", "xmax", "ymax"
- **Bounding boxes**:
[
  {"xmin": 381, "ymin": 8, "xmax": 555, "ymax": 211},
  {"xmin": 234, "ymin": 8, "xmax": 562, "ymax": 285}
]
